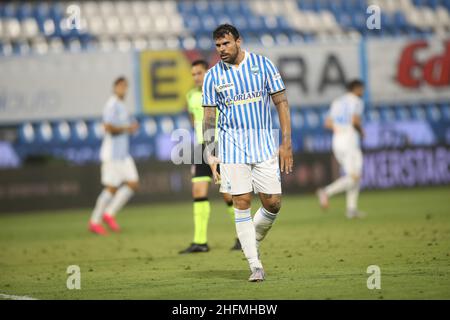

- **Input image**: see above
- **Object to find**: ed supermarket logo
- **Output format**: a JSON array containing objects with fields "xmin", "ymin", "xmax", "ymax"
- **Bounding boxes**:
[{"xmin": 397, "ymin": 40, "xmax": 450, "ymax": 88}]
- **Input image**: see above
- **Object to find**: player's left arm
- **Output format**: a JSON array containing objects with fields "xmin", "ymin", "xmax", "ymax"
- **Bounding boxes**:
[
  {"xmin": 201, "ymin": 70, "xmax": 220, "ymax": 183},
  {"xmin": 352, "ymin": 100, "xmax": 365, "ymax": 138},
  {"xmin": 272, "ymin": 90, "xmax": 293, "ymax": 174},
  {"xmin": 203, "ymin": 106, "xmax": 220, "ymax": 184},
  {"xmin": 352, "ymin": 114, "xmax": 364, "ymax": 138},
  {"xmin": 324, "ymin": 117, "xmax": 334, "ymax": 131}
]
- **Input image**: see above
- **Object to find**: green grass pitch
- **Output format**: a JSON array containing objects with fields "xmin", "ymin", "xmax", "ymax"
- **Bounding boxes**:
[{"xmin": 0, "ymin": 187, "xmax": 449, "ymax": 300}]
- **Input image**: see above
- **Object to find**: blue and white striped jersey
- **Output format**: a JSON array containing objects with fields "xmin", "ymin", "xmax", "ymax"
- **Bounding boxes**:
[
  {"xmin": 202, "ymin": 51, "xmax": 285, "ymax": 164},
  {"xmin": 99, "ymin": 95, "xmax": 132, "ymax": 162}
]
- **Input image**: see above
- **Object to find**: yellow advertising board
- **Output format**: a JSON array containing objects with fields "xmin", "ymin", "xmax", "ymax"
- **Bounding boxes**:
[{"xmin": 139, "ymin": 50, "xmax": 194, "ymax": 114}]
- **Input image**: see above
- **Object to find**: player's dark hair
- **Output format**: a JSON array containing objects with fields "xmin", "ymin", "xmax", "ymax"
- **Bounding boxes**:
[
  {"xmin": 114, "ymin": 76, "xmax": 127, "ymax": 87},
  {"xmin": 213, "ymin": 24, "xmax": 240, "ymax": 40},
  {"xmin": 192, "ymin": 60, "xmax": 209, "ymax": 70},
  {"xmin": 346, "ymin": 79, "xmax": 364, "ymax": 91}
]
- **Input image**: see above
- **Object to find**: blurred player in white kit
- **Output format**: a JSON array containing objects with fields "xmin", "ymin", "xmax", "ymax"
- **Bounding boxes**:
[
  {"xmin": 88, "ymin": 77, "xmax": 140, "ymax": 235},
  {"xmin": 317, "ymin": 80, "xmax": 365, "ymax": 219}
]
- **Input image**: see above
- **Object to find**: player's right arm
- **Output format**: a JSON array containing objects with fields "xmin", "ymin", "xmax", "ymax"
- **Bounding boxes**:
[
  {"xmin": 202, "ymin": 71, "xmax": 220, "ymax": 184},
  {"xmin": 324, "ymin": 116, "xmax": 334, "ymax": 131},
  {"xmin": 324, "ymin": 102, "xmax": 335, "ymax": 132}
]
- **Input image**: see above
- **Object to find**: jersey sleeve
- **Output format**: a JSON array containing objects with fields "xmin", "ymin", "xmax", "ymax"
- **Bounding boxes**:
[
  {"xmin": 103, "ymin": 103, "xmax": 120, "ymax": 126},
  {"xmin": 264, "ymin": 57, "xmax": 286, "ymax": 95},
  {"xmin": 202, "ymin": 71, "xmax": 217, "ymax": 107},
  {"xmin": 328, "ymin": 101, "xmax": 337, "ymax": 121}
]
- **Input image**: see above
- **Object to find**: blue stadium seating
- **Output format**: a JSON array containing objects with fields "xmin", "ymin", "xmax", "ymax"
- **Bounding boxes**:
[
  {"xmin": 9, "ymin": 101, "xmax": 450, "ymax": 164},
  {"xmin": 1, "ymin": 0, "xmax": 449, "ymax": 54}
]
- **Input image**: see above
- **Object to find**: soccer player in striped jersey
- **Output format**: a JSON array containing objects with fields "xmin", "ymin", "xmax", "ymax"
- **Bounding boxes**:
[
  {"xmin": 202, "ymin": 24, "xmax": 293, "ymax": 282},
  {"xmin": 179, "ymin": 59, "xmax": 241, "ymax": 254},
  {"xmin": 316, "ymin": 80, "xmax": 366, "ymax": 219},
  {"xmin": 88, "ymin": 77, "xmax": 139, "ymax": 235}
]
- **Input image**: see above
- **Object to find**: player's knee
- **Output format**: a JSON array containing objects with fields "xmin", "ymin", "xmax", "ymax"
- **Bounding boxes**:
[
  {"xmin": 233, "ymin": 194, "xmax": 251, "ymax": 210},
  {"xmin": 192, "ymin": 182, "xmax": 208, "ymax": 198},
  {"xmin": 266, "ymin": 199, "xmax": 281, "ymax": 214},
  {"xmin": 223, "ymin": 193, "xmax": 233, "ymax": 205},
  {"xmin": 127, "ymin": 181, "xmax": 139, "ymax": 192},
  {"xmin": 106, "ymin": 186, "xmax": 118, "ymax": 194},
  {"xmin": 350, "ymin": 174, "xmax": 360, "ymax": 183}
]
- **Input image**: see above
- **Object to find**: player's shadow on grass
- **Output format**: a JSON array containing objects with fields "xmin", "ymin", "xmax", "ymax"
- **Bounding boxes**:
[{"xmin": 188, "ymin": 270, "xmax": 245, "ymax": 280}]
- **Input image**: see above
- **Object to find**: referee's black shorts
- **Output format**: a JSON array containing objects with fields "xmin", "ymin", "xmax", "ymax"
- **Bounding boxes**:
[{"xmin": 191, "ymin": 144, "xmax": 219, "ymax": 182}]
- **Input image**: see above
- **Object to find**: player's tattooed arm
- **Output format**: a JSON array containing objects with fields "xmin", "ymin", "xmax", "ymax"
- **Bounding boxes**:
[
  {"xmin": 203, "ymin": 106, "xmax": 216, "ymax": 154},
  {"xmin": 203, "ymin": 106, "xmax": 220, "ymax": 183},
  {"xmin": 272, "ymin": 91, "xmax": 294, "ymax": 174}
]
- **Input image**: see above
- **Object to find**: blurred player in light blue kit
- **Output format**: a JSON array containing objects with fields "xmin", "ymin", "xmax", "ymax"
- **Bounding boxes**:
[
  {"xmin": 317, "ymin": 80, "xmax": 366, "ymax": 219},
  {"xmin": 89, "ymin": 77, "xmax": 140, "ymax": 235}
]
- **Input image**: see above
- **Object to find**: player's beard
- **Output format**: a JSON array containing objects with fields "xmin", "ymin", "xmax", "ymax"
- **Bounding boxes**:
[{"xmin": 223, "ymin": 47, "xmax": 240, "ymax": 65}]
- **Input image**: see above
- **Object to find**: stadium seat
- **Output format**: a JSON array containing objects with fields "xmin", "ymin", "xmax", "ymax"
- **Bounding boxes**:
[
  {"xmin": 132, "ymin": 37, "xmax": 148, "ymax": 50},
  {"xmin": 147, "ymin": 37, "xmax": 165, "ymax": 50},
  {"xmin": 21, "ymin": 18, "xmax": 39, "ymax": 38},
  {"xmin": 426, "ymin": 104, "xmax": 442, "ymax": 122},
  {"xmin": 48, "ymin": 37, "xmax": 65, "ymax": 53},
  {"xmin": 394, "ymin": 106, "xmax": 411, "ymax": 121},
  {"xmin": 143, "ymin": 117, "xmax": 157, "ymax": 137},
  {"xmin": 0, "ymin": 40, "xmax": 13, "ymax": 55},
  {"xmin": 12, "ymin": 40, "xmax": 30, "ymax": 55},
  {"xmin": 158, "ymin": 116, "xmax": 175, "ymax": 135},
  {"xmin": 18, "ymin": 123, "xmax": 36, "ymax": 144},
  {"xmin": 16, "ymin": 3, "xmax": 34, "ymax": 21},
  {"xmin": 304, "ymin": 109, "xmax": 321, "ymax": 131},
  {"xmin": 3, "ymin": 18, "xmax": 21, "ymax": 39},
  {"xmin": 174, "ymin": 114, "xmax": 192, "ymax": 131},
  {"xmin": 89, "ymin": 120, "xmax": 104, "ymax": 141},
  {"xmin": 441, "ymin": 103, "xmax": 450, "ymax": 120},
  {"xmin": 30, "ymin": 36, "xmax": 49, "ymax": 54},
  {"xmin": 54, "ymin": 121, "xmax": 71, "ymax": 143},
  {"xmin": 73, "ymin": 120, "xmax": 89, "ymax": 141},
  {"xmin": 411, "ymin": 104, "xmax": 427, "ymax": 120},
  {"xmin": 379, "ymin": 106, "xmax": 397, "ymax": 122},
  {"xmin": 181, "ymin": 36, "xmax": 197, "ymax": 50},
  {"xmin": 37, "ymin": 122, "xmax": 54, "ymax": 143},
  {"xmin": 366, "ymin": 108, "xmax": 381, "ymax": 122},
  {"xmin": 291, "ymin": 110, "xmax": 304, "ymax": 130},
  {"xmin": 116, "ymin": 36, "xmax": 132, "ymax": 52}
]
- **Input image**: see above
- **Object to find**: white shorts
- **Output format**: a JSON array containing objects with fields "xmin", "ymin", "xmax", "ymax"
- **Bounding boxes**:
[
  {"xmin": 101, "ymin": 156, "xmax": 139, "ymax": 187},
  {"xmin": 219, "ymin": 155, "xmax": 282, "ymax": 195},
  {"xmin": 333, "ymin": 147, "xmax": 363, "ymax": 177}
]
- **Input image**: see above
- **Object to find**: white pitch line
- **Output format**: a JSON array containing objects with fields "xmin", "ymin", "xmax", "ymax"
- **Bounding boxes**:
[{"xmin": 0, "ymin": 293, "xmax": 38, "ymax": 300}]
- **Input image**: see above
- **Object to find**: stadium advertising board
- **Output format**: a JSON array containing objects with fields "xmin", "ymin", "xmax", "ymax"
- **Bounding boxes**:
[
  {"xmin": 0, "ymin": 161, "xmax": 192, "ymax": 213},
  {"xmin": 368, "ymin": 37, "xmax": 450, "ymax": 104},
  {"xmin": 1, "ymin": 146, "xmax": 449, "ymax": 212},
  {"xmin": 0, "ymin": 51, "xmax": 136, "ymax": 124},
  {"xmin": 138, "ymin": 50, "xmax": 195, "ymax": 114},
  {"xmin": 247, "ymin": 41, "xmax": 361, "ymax": 106},
  {"xmin": 361, "ymin": 146, "xmax": 450, "ymax": 189}
]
